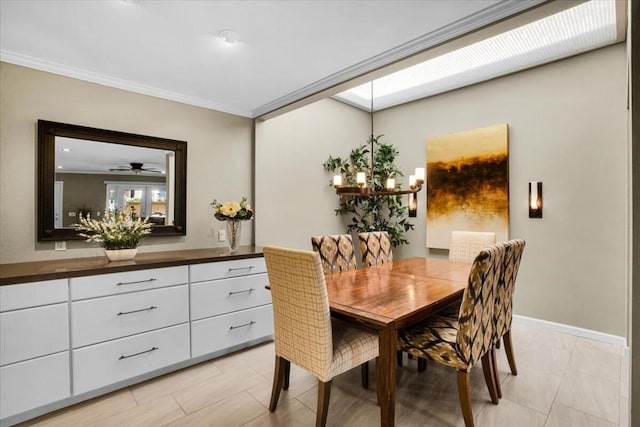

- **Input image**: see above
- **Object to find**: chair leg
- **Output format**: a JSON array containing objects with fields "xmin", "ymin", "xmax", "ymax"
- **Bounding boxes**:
[
  {"xmin": 491, "ymin": 346, "xmax": 502, "ymax": 399},
  {"xmin": 361, "ymin": 362, "xmax": 369, "ymax": 389},
  {"xmin": 317, "ymin": 379, "xmax": 332, "ymax": 427},
  {"xmin": 397, "ymin": 350, "xmax": 403, "ymax": 367},
  {"xmin": 269, "ymin": 356, "xmax": 287, "ymax": 412},
  {"xmin": 417, "ymin": 357, "xmax": 427, "ymax": 373},
  {"xmin": 503, "ymin": 329, "xmax": 518, "ymax": 375},
  {"xmin": 283, "ymin": 359, "xmax": 291, "ymax": 390},
  {"xmin": 480, "ymin": 352, "xmax": 499, "ymax": 404},
  {"xmin": 456, "ymin": 370, "xmax": 474, "ymax": 427}
]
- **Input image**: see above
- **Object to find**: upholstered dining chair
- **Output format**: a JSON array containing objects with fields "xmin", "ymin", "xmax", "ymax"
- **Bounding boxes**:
[
  {"xmin": 449, "ymin": 230, "xmax": 496, "ymax": 263},
  {"xmin": 398, "ymin": 244, "xmax": 504, "ymax": 427},
  {"xmin": 311, "ymin": 234, "xmax": 358, "ymax": 274},
  {"xmin": 358, "ymin": 231, "xmax": 393, "ymax": 267},
  {"xmin": 264, "ymin": 246, "xmax": 379, "ymax": 427},
  {"xmin": 491, "ymin": 239, "xmax": 526, "ymax": 399},
  {"xmin": 311, "ymin": 233, "xmax": 371, "ymax": 388}
]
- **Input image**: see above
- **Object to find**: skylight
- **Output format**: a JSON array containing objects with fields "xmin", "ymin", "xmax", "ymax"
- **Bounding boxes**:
[{"xmin": 334, "ymin": 0, "xmax": 619, "ymax": 112}]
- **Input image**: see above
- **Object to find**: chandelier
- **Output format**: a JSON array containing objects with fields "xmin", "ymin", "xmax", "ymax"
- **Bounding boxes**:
[{"xmin": 331, "ymin": 82, "xmax": 424, "ymax": 216}]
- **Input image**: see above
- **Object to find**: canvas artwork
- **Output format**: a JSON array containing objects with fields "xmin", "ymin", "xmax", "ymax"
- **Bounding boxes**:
[{"xmin": 426, "ymin": 123, "xmax": 509, "ymax": 249}]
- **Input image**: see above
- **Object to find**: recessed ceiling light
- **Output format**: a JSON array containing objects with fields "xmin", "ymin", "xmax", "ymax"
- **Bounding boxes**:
[
  {"xmin": 59, "ymin": 148, "xmax": 71, "ymax": 152},
  {"xmin": 334, "ymin": 0, "xmax": 618, "ymax": 111},
  {"xmin": 57, "ymin": 165, "xmax": 63, "ymax": 169},
  {"xmin": 218, "ymin": 29, "xmax": 239, "ymax": 44}
]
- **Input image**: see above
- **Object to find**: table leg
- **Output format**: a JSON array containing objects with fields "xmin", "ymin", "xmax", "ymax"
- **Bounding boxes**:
[{"xmin": 377, "ymin": 325, "xmax": 396, "ymax": 427}]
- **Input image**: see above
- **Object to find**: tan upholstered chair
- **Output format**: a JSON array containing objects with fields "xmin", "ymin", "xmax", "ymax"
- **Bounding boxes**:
[
  {"xmin": 492, "ymin": 239, "xmax": 526, "ymax": 399},
  {"xmin": 358, "ymin": 231, "xmax": 393, "ymax": 267},
  {"xmin": 264, "ymin": 246, "xmax": 379, "ymax": 427},
  {"xmin": 449, "ymin": 231, "xmax": 496, "ymax": 263},
  {"xmin": 311, "ymin": 234, "xmax": 358, "ymax": 274},
  {"xmin": 398, "ymin": 244, "xmax": 504, "ymax": 427}
]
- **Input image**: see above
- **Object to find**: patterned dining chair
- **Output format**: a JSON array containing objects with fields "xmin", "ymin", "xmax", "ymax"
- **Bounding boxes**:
[
  {"xmin": 492, "ymin": 239, "xmax": 526, "ymax": 398},
  {"xmin": 398, "ymin": 244, "xmax": 504, "ymax": 427},
  {"xmin": 264, "ymin": 246, "xmax": 379, "ymax": 427},
  {"xmin": 358, "ymin": 231, "xmax": 393, "ymax": 267},
  {"xmin": 311, "ymin": 233, "xmax": 370, "ymax": 388},
  {"xmin": 449, "ymin": 230, "xmax": 496, "ymax": 263},
  {"xmin": 311, "ymin": 234, "xmax": 358, "ymax": 274}
]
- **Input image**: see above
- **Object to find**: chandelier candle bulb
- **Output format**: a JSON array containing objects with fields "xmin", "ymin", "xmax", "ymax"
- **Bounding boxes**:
[
  {"xmin": 415, "ymin": 167, "xmax": 425, "ymax": 183},
  {"xmin": 356, "ymin": 172, "xmax": 366, "ymax": 187},
  {"xmin": 386, "ymin": 178, "xmax": 395, "ymax": 190},
  {"xmin": 333, "ymin": 175, "xmax": 342, "ymax": 187},
  {"xmin": 409, "ymin": 175, "xmax": 416, "ymax": 187}
]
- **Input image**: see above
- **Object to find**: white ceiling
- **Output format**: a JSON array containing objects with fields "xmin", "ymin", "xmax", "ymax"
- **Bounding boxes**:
[{"xmin": 0, "ymin": 0, "xmax": 547, "ymax": 118}]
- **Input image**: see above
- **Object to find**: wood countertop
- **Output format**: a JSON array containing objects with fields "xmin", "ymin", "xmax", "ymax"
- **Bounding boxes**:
[{"xmin": 0, "ymin": 246, "xmax": 264, "ymax": 285}]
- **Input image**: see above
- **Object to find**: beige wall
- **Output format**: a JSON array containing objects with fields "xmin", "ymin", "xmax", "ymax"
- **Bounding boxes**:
[
  {"xmin": 255, "ymin": 45, "xmax": 629, "ymax": 337},
  {"xmin": 255, "ymin": 98, "xmax": 370, "ymax": 250},
  {"xmin": 0, "ymin": 62, "xmax": 253, "ymax": 263}
]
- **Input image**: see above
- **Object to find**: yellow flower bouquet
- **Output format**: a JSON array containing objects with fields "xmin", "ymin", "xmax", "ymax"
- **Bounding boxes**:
[{"xmin": 211, "ymin": 197, "xmax": 253, "ymax": 221}]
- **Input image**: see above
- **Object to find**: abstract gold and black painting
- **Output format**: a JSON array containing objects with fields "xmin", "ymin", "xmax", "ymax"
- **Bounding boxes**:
[{"xmin": 426, "ymin": 124, "xmax": 509, "ymax": 249}]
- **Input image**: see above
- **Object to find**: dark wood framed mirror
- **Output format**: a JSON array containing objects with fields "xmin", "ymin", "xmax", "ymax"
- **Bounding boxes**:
[{"xmin": 38, "ymin": 120, "xmax": 187, "ymax": 241}]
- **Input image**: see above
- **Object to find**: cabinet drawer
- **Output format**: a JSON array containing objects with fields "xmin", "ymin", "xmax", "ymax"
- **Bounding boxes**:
[
  {"xmin": 191, "ymin": 274, "xmax": 271, "ymax": 321},
  {"xmin": 0, "ymin": 303, "xmax": 69, "ymax": 366},
  {"xmin": 0, "ymin": 279, "xmax": 67, "ymax": 312},
  {"xmin": 72, "ymin": 323, "xmax": 189, "ymax": 395},
  {"xmin": 71, "ymin": 266, "xmax": 188, "ymax": 300},
  {"xmin": 0, "ymin": 352, "xmax": 70, "ymax": 419},
  {"xmin": 191, "ymin": 305, "xmax": 273, "ymax": 358},
  {"xmin": 190, "ymin": 257, "xmax": 266, "ymax": 283},
  {"xmin": 72, "ymin": 285, "xmax": 188, "ymax": 348}
]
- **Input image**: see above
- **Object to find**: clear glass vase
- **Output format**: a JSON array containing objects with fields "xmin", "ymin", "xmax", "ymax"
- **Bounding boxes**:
[{"xmin": 226, "ymin": 219, "xmax": 242, "ymax": 253}]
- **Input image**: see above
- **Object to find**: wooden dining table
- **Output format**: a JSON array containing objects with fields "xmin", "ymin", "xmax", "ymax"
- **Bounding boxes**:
[{"xmin": 324, "ymin": 257, "xmax": 472, "ymax": 427}]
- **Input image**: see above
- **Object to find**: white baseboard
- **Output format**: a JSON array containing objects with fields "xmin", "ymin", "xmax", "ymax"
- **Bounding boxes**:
[{"xmin": 513, "ymin": 314, "xmax": 627, "ymax": 347}]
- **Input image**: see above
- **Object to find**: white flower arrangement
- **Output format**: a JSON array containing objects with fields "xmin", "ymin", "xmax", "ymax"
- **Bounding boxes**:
[
  {"xmin": 211, "ymin": 197, "xmax": 253, "ymax": 221},
  {"xmin": 75, "ymin": 208, "xmax": 152, "ymax": 250}
]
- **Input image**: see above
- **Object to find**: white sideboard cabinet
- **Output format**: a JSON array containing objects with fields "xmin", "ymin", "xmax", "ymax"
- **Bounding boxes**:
[
  {"xmin": 0, "ymin": 279, "xmax": 70, "ymax": 421},
  {"xmin": 0, "ymin": 249, "xmax": 272, "ymax": 427}
]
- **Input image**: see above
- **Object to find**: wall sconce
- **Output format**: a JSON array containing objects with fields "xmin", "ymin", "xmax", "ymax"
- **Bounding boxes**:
[{"xmin": 529, "ymin": 181, "xmax": 542, "ymax": 218}]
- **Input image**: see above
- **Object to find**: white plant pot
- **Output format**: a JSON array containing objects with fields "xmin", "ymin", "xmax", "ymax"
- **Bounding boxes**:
[{"xmin": 104, "ymin": 248, "xmax": 138, "ymax": 262}]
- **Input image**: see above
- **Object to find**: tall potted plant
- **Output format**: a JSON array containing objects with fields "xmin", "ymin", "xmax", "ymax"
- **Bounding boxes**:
[{"xmin": 323, "ymin": 135, "xmax": 414, "ymax": 246}]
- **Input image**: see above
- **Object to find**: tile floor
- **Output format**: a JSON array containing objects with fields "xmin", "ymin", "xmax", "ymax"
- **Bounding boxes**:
[{"xmin": 22, "ymin": 322, "xmax": 628, "ymax": 427}]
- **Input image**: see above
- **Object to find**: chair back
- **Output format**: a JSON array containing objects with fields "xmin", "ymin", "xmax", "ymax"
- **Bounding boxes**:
[
  {"xmin": 449, "ymin": 230, "xmax": 496, "ymax": 263},
  {"xmin": 311, "ymin": 234, "xmax": 358, "ymax": 274},
  {"xmin": 494, "ymin": 239, "xmax": 526, "ymax": 339},
  {"xmin": 456, "ymin": 244, "xmax": 503, "ymax": 367},
  {"xmin": 358, "ymin": 231, "xmax": 393, "ymax": 267},
  {"xmin": 264, "ymin": 246, "xmax": 333, "ymax": 379}
]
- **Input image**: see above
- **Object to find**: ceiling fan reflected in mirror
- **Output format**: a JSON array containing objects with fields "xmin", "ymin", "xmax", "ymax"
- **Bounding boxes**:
[{"xmin": 109, "ymin": 162, "xmax": 163, "ymax": 174}]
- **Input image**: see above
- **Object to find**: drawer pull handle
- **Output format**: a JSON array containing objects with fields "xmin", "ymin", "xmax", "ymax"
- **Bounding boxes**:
[
  {"xmin": 117, "ymin": 306, "xmax": 158, "ymax": 316},
  {"xmin": 229, "ymin": 321, "xmax": 255, "ymax": 330},
  {"xmin": 228, "ymin": 288, "xmax": 255, "ymax": 296},
  {"xmin": 116, "ymin": 278, "xmax": 157, "ymax": 286},
  {"xmin": 119, "ymin": 346, "xmax": 159, "ymax": 360},
  {"xmin": 228, "ymin": 266, "xmax": 255, "ymax": 272}
]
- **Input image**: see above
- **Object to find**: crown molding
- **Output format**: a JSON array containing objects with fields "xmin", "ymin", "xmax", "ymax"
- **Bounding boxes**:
[
  {"xmin": 0, "ymin": 50, "xmax": 253, "ymax": 118},
  {"xmin": 253, "ymin": 0, "xmax": 547, "ymax": 118}
]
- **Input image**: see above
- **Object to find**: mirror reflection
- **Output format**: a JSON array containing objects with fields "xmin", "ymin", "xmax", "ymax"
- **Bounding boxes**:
[
  {"xmin": 38, "ymin": 120, "xmax": 187, "ymax": 241},
  {"xmin": 54, "ymin": 137, "xmax": 175, "ymax": 228}
]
